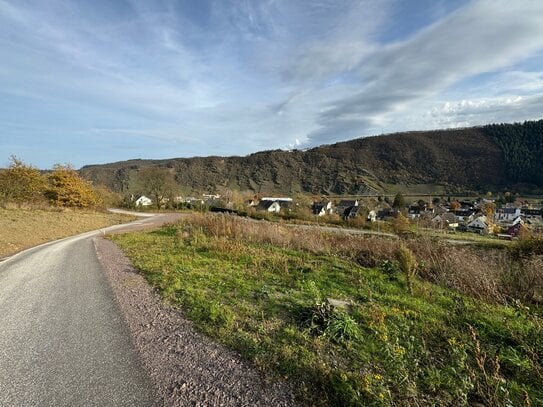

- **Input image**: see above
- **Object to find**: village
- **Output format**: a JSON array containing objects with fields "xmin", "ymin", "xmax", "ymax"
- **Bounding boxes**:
[{"xmin": 130, "ymin": 192, "xmax": 543, "ymax": 239}]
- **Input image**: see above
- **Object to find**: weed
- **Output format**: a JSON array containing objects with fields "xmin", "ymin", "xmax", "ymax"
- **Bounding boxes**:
[
  {"xmin": 300, "ymin": 301, "xmax": 361, "ymax": 344},
  {"xmin": 111, "ymin": 215, "xmax": 543, "ymax": 406},
  {"xmin": 379, "ymin": 259, "xmax": 399, "ymax": 280},
  {"xmin": 397, "ymin": 244, "xmax": 417, "ymax": 293}
]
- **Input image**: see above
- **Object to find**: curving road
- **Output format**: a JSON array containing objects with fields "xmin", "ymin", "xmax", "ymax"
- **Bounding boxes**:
[{"xmin": 0, "ymin": 212, "xmax": 181, "ymax": 406}]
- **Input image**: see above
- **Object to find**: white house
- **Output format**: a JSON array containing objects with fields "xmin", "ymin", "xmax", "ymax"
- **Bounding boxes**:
[
  {"xmin": 321, "ymin": 201, "xmax": 333, "ymax": 211},
  {"xmin": 261, "ymin": 197, "xmax": 293, "ymax": 202},
  {"xmin": 135, "ymin": 195, "xmax": 153, "ymax": 207},
  {"xmin": 467, "ymin": 216, "xmax": 489, "ymax": 233},
  {"xmin": 453, "ymin": 210, "xmax": 476, "ymax": 223},
  {"xmin": 367, "ymin": 210, "xmax": 377, "ymax": 222},
  {"xmin": 312, "ymin": 203, "xmax": 327, "ymax": 216},
  {"xmin": 257, "ymin": 200, "xmax": 281, "ymax": 213},
  {"xmin": 495, "ymin": 207, "xmax": 521, "ymax": 223}
]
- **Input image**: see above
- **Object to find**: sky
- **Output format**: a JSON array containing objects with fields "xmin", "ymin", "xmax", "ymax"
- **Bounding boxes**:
[{"xmin": 1, "ymin": 0, "xmax": 543, "ymax": 169}]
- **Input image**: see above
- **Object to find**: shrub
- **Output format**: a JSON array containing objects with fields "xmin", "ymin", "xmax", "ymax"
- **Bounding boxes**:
[
  {"xmin": 45, "ymin": 165, "xmax": 98, "ymax": 208},
  {"xmin": 397, "ymin": 245, "xmax": 417, "ymax": 293},
  {"xmin": 0, "ymin": 156, "xmax": 46, "ymax": 206},
  {"xmin": 511, "ymin": 237, "xmax": 543, "ymax": 258}
]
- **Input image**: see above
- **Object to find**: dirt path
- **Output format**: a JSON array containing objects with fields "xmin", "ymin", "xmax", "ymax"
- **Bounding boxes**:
[{"xmin": 94, "ymin": 237, "xmax": 296, "ymax": 406}]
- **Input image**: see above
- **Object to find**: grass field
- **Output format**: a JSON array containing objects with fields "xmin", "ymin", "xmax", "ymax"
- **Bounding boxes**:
[
  {"xmin": 112, "ymin": 215, "xmax": 543, "ymax": 406},
  {"xmin": 0, "ymin": 207, "xmax": 135, "ymax": 258}
]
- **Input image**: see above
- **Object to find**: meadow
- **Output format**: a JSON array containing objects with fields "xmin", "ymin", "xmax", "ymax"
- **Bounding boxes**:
[{"xmin": 112, "ymin": 213, "xmax": 543, "ymax": 406}]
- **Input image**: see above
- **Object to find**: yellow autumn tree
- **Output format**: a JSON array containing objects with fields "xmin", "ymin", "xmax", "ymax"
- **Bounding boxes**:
[
  {"xmin": 45, "ymin": 165, "xmax": 98, "ymax": 208},
  {"xmin": 0, "ymin": 156, "xmax": 46, "ymax": 206}
]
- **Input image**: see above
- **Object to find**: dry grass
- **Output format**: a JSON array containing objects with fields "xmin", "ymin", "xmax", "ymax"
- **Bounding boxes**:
[
  {"xmin": 182, "ymin": 213, "xmax": 543, "ymax": 305},
  {"xmin": 113, "ymin": 213, "xmax": 543, "ymax": 405},
  {"xmin": 0, "ymin": 207, "xmax": 134, "ymax": 258},
  {"xmin": 185, "ymin": 213, "xmax": 334, "ymax": 254},
  {"xmin": 409, "ymin": 237, "xmax": 507, "ymax": 302}
]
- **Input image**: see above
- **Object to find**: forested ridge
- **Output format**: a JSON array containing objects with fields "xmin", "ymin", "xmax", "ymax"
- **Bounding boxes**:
[
  {"xmin": 80, "ymin": 120, "xmax": 543, "ymax": 195},
  {"xmin": 482, "ymin": 120, "xmax": 543, "ymax": 185}
]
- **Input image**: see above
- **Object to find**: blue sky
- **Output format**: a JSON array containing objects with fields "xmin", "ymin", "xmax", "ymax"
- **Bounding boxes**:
[{"xmin": 1, "ymin": 0, "xmax": 543, "ymax": 169}]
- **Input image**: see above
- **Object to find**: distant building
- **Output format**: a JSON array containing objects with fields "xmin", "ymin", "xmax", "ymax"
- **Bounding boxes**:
[
  {"xmin": 203, "ymin": 194, "xmax": 221, "ymax": 200},
  {"xmin": 312, "ymin": 203, "xmax": 326, "ymax": 216},
  {"xmin": 507, "ymin": 219, "xmax": 525, "ymax": 237},
  {"xmin": 467, "ymin": 216, "xmax": 490, "ymax": 234},
  {"xmin": 135, "ymin": 195, "xmax": 153, "ymax": 207},
  {"xmin": 521, "ymin": 208, "xmax": 542, "ymax": 218},
  {"xmin": 495, "ymin": 207, "xmax": 521, "ymax": 223},
  {"xmin": 432, "ymin": 212, "xmax": 458, "ymax": 229},
  {"xmin": 336, "ymin": 200, "xmax": 358, "ymax": 217},
  {"xmin": 453, "ymin": 209, "xmax": 476, "ymax": 223},
  {"xmin": 261, "ymin": 197, "xmax": 292, "ymax": 202},
  {"xmin": 344, "ymin": 205, "xmax": 361, "ymax": 219},
  {"xmin": 312, "ymin": 201, "xmax": 333, "ymax": 216},
  {"xmin": 257, "ymin": 200, "xmax": 281, "ymax": 213}
]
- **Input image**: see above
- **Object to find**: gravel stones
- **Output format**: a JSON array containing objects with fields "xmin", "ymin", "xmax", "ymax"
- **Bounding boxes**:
[{"xmin": 94, "ymin": 237, "xmax": 296, "ymax": 407}]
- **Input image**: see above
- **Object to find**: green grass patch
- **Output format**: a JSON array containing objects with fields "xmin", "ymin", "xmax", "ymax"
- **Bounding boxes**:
[{"xmin": 111, "ymin": 222, "xmax": 543, "ymax": 406}]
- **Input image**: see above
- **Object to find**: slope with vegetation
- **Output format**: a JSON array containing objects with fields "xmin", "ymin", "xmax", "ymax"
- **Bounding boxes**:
[
  {"xmin": 0, "ymin": 208, "xmax": 133, "ymax": 258},
  {"xmin": 112, "ymin": 214, "xmax": 543, "ymax": 406},
  {"xmin": 81, "ymin": 120, "xmax": 543, "ymax": 196},
  {"xmin": 0, "ymin": 156, "xmax": 131, "ymax": 258},
  {"xmin": 482, "ymin": 120, "xmax": 543, "ymax": 185}
]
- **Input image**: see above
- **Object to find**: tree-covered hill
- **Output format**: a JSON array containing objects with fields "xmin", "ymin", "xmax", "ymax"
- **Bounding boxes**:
[
  {"xmin": 482, "ymin": 120, "xmax": 543, "ymax": 185},
  {"xmin": 80, "ymin": 120, "xmax": 543, "ymax": 195}
]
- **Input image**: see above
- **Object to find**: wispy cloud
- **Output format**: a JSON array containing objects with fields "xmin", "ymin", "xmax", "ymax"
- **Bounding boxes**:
[
  {"xmin": 0, "ymin": 0, "xmax": 542, "ymax": 167},
  {"xmin": 307, "ymin": 0, "xmax": 543, "ymax": 144}
]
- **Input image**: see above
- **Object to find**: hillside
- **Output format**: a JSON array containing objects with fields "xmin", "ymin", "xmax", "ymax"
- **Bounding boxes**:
[{"xmin": 80, "ymin": 120, "xmax": 543, "ymax": 195}]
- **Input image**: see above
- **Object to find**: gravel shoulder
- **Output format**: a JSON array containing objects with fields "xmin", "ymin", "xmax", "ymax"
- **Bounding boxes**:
[{"xmin": 94, "ymin": 237, "xmax": 296, "ymax": 406}]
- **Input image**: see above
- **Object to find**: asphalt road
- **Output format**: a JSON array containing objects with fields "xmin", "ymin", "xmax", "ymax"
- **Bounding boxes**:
[{"xmin": 0, "ymin": 213, "xmax": 181, "ymax": 406}]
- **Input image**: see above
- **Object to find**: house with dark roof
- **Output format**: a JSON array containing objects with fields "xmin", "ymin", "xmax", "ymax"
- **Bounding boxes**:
[
  {"xmin": 377, "ymin": 208, "xmax": 400, "ymax": 220},
  {"xmin": 344, "ymin": 205, "xmax": 361, "ymax": 219},
  {"xmin": 312, "ymin": 203, "xmax": 326, "ymax": 216},
  {"xmin": 453, "ymin": 209, "xmax": 476, "ymax": 223},
  {"xmin": 431, "ymin": 212, "xmax": 458, "ymax": 229},
  {"xmin": 521, "ymin": 208, "xmax": 542, "ymax": 218},
  {"xmin": 257, "ymin": 200, "xmax": 281, "ymax": 213},
  {"xmin": 495, "ymin": 207, "xmax": 521, "ymax": 223},
  {"xmin": 336, "ymin": 200, "xmax": 358, "ymax": 216}
]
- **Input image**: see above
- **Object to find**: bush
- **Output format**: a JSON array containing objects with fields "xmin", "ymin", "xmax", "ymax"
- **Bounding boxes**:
[
  {"xmin": 409, "ymin": 237, "xmax": 506, "ymax": 303},
  {"xmin": 397, "ymin": 245, "xmax": 417, "ymax": 293},
  {"xmin": 0, "ymin": 156, "xmax": 46, "ymax": 206},
  {"xmin": 510, "ymin": 237, "xmax": 543, "ymax": 258},
  {"xmin": 45, "ymin": 165, "xmax": 98, "ymax": 208}
]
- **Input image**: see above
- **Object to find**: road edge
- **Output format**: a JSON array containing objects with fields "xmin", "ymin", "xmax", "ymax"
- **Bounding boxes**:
[{"xmin": 93, "ymin": 237, "xmax": 296, "ymax": 407}]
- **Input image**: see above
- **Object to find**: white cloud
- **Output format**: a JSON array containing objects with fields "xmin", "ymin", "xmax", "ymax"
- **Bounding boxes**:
[
  {"xmin": 1, "ymin": 0, "xmax": 543, "ymax": 167},
  {"xmin": 307, "ymin": 0, "xmax": 543, "ymax": 144}
]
